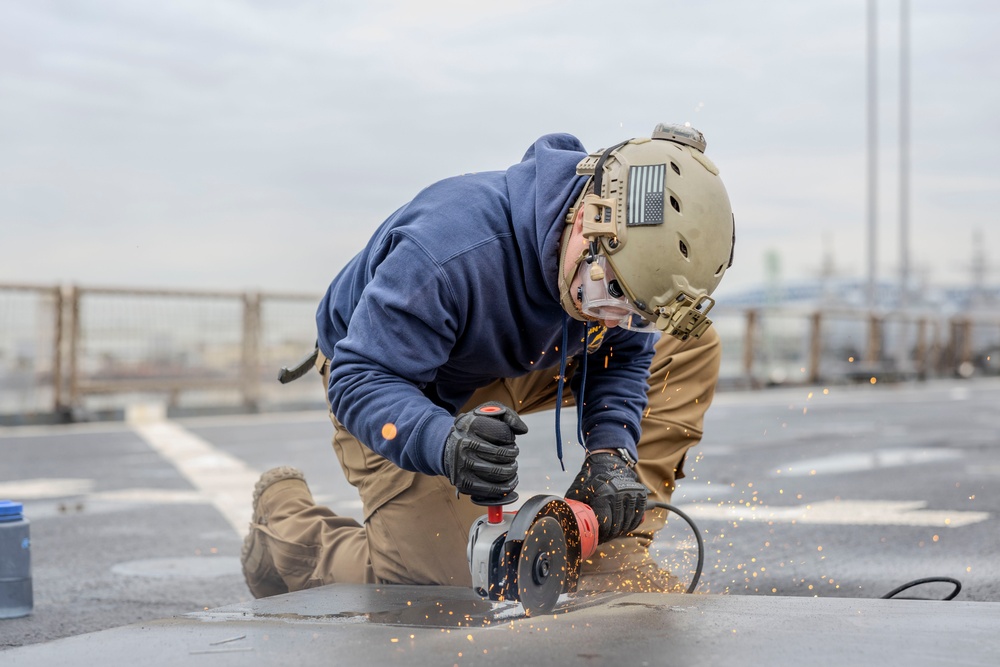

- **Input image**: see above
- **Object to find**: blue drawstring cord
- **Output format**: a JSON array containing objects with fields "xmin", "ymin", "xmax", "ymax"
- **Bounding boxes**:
[
  {"xmin": 578, "ymin": 325, "xmax": 589, "ymax": 446},
  {"xmin": 555, "ymin": 314, "xmax": 569, "ymax": 471},
  {"xmin": 554, "ymin": 312, "xmax": 590, "ymax": 471}
]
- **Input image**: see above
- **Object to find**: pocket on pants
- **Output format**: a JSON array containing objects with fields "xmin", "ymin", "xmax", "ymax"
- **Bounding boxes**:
[
  {"xmin": 257, "ymin": 525, "xmax": 323, "ymax": 591},
  {"xmin": 364, "ymin": 474, "xmax": 477, "ymax": 586},
  {"xmin": 330, "ymin": 413, "xmax": 417, "ymax": 521}
]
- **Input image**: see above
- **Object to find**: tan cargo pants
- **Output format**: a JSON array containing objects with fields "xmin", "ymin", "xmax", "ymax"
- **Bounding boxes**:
[{"xmin": 267, "ymin": 327, "xmax": 721, "ymax": 590}]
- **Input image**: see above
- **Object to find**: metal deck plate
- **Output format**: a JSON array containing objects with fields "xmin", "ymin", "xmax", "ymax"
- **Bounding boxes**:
[{"xmin": 4, "ymin": 584, "xmax": 998, "ymax": 666}]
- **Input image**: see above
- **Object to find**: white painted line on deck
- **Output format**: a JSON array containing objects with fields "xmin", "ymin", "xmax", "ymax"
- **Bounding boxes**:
[
  {"xmin": 0, "ymin": 478, "xmax": 95, "ymax": 499},
  {"xmin": 89, "ymin": 488, "xmax": 209, "ymax": 504},
  {"xmin": 678, "ymin": 499, "xmax": 990, "ymax": 528},
  {"xmin": 128, "ymin": 410, "xmax": 259, "ymax": 536},
  {"xmin": 773, "ymin": 449, "xmax": 962, "ymax": 477}
]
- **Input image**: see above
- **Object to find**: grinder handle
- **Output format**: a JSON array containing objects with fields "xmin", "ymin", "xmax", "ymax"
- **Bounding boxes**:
[{"xmin": 468, "ymin": 403, "xmax": 522, "ymax": 508}]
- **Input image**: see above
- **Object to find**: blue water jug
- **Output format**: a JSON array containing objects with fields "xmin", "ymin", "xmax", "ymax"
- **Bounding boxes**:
[{"xmin": 0, "ymin": 499, "xmax": 33, "ymax": 618}]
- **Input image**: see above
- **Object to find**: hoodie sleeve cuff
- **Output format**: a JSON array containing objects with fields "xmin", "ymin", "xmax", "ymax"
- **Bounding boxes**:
[
  {"xmin": 405, "ymin": 412, "xmax": 455, "ymax": 477},
  {"xmin": 584, "ymin": 422, "xmax": 639, "ymax": 462}
]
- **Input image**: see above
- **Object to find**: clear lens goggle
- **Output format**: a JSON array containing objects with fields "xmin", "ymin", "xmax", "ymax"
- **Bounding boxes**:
[{"xmin": 578, "ymin": 256, "xmax": 656, "ymax": 333}]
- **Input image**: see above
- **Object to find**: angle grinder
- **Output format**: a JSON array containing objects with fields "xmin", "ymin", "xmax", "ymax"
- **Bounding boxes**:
[
  {"xmin": 465, "ymin": 402, "xmax": 705, "ymax": 613},
  {"xmin": 462, "ymin": 403, "xmax": 599, "ymax": 616},
  {"xmin": 467, "ymin": 493, "xmax": 599, "ymax": 616}
]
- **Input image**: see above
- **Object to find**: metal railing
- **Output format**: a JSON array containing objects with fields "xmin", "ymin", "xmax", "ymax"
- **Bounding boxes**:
[
  {"xmin": 711, "ymin": 305, "xmax": 1000, "ymax": 389},
  {"xmin": 1, "ymin": 283, "xmax": 322, "ymax": 420},
  {"xmin": 3, "ymin": 282, "xmax": 1000, "ymax": 420},
  {"xmin": 0, "ymin": 283, "xmax": 63, "ymax": 417}
]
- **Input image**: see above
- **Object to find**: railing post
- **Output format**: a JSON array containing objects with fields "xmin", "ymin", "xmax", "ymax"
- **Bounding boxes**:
[
  {"xmin": 241, "ymin": 292, "xmax": 261, "ymax": 410},
  {"xmin": 67, "ymin": 285, "xmax": 80, "ymax": 412},
  {"xmin": 929, "ymin": 319, "xmax": 944, "ymax": 377},
  {"xmin": 958, "ymin": 317, "xmax": 973, "ymax": 370},
  {"xmin": 808, "ymin": 311, "xmax": 823, "ymax": 384},
  {"xmin": 743, "ymin": 309, "xmax": 757, "ymax": 386},
  {"xmin": 946, "ymin": 317, "xmax": 972, "ymax": 375},
  {"xmin": 52, "ymin": 285, "xmax": 64, "ymax": 413},
  {"xmin": 914, "ymin": 317, "xmax": 927, "ymax": 379},
  {"xmin": 866, "ymin": 312, "xmax": 882, "ymax": 367}
]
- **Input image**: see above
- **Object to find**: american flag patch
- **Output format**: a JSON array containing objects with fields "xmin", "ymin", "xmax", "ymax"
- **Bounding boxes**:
[{"xmin": 627, "ymin": 164, "xmax": 666, "ymax": 226}]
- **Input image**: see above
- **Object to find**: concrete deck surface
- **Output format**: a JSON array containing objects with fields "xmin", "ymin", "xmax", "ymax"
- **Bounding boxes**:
[
  {"xmin": 4, "ymin": 584, "xmax": 998, "ymax": 666},
  {"xmin": 3, "ymin": 378, "xmax": 998, "ymax": 660}
]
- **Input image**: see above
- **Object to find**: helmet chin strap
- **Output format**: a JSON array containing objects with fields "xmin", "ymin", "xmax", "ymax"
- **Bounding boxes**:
[
  {"xmin": 557, "ymin": 183, "xmax": 594, "ymax": 320},
  {"xmin": 557, "ymin": 221, "xmax": 590, "ymax": 321}
]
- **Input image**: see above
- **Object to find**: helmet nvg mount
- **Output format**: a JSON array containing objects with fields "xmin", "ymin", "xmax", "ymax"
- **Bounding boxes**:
[{"xmin": 573, "ymin": 123, "xmax": 735, "ymax": 340}]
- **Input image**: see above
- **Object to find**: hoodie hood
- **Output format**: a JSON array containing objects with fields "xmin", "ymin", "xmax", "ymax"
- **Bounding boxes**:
[{"xmin": 505, "ymin": 133, "xmax": 590, "ymax": 305}]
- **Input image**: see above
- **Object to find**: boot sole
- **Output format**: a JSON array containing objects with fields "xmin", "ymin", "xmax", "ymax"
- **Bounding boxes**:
[{"xmin": 241, "ymin": 466, "xmax": 307, "ymax": 598}]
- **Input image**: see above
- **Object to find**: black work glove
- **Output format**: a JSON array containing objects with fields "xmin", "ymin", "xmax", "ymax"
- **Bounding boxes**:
[
  {"xmin": 565, "ymin": 451, "xmax": 647, "ymax": 543},
  {"xmin": 442, "ymin": 402, "xmax": 527, "ymax": 501}
]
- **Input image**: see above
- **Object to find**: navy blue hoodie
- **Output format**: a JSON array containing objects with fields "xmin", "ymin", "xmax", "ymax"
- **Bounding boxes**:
[{"xmin": 316, "ymin": 133, "xmax": 654, "ymax": 477}]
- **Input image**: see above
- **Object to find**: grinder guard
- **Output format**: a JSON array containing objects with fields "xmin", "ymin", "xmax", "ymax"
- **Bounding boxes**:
[{"xmin": 504, "ymin": 496, "xmax": 584, "ymax": 594}]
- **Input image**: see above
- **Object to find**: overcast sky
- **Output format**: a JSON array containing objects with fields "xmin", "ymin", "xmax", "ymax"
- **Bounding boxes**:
[{"xmin": 2, "ymin": 1, "xmax": 997, "ymax": 300}]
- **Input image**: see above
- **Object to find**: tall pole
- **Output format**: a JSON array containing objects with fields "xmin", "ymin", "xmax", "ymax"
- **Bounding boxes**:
[
  {"xmin": 892, "ymin": 0, "xmax": 913, "ymax": 372},
  {"xmin": 867, "ymin": 0, "xmax": 879, "ymax": 310},
  {"xmin": 899, "ymin": 0, "xmax": 911, "ymax": 309}
]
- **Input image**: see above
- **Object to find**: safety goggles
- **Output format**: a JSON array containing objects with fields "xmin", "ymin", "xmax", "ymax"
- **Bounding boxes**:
[{"xmin": 578, "ymin": 256, "xmax": 657, "ymax": 333}]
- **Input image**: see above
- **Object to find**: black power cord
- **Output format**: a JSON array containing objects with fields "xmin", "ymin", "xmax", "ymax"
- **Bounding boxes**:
[
  {"xmin": 648, "ymin": 501, "xmax": 704, "ymax": 594},
  {"xmin": 881, "ymin": 576, "xmax": 963, "ymax": 601},
  {"xmin": 647, "ymin": 501, "xmax": 963, "ymax": 601}
]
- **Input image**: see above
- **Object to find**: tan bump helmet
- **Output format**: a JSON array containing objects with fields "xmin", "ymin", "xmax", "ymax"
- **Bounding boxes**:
[{"xmin": 574, "ymin": 123, "xmax": 735, "ymax": 339}]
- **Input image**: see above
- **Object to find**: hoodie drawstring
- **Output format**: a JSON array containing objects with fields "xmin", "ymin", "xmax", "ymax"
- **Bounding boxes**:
[
  {"xmin": 577, "ymin": 324, "xmax": 589, "ymax": 446},
  {"xmin": 554, "ymin": 312, "xmax": 589, "ymax": 471}
]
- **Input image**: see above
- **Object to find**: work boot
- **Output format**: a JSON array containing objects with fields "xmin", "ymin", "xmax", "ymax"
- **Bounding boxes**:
[{"xmin": 241, "ymin": 466, "xmax": 308, "ymax": 599}]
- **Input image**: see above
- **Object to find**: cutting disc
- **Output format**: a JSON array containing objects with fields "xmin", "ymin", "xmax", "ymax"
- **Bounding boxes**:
[{"xmin": 516, "ymin": 515, "xmax": 567, "ymax": 616}]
